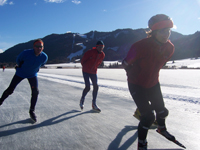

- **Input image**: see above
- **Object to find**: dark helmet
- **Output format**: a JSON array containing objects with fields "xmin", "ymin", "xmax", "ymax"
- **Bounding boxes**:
[{"xmin": 96, "ymin": 40, "xmax": 104, "ymax": 46}]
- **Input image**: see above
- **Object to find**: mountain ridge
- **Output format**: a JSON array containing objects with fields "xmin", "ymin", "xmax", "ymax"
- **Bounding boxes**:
[{"xmin": 0, "ymin": 28, "xmax": 199, "ymax": 66}]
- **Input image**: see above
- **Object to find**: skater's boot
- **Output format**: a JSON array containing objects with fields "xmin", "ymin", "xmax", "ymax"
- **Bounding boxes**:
[
  {"xmin": 92, "ymin": 103, "xmax": 101, "ymax": 112},
  {"xmin": 79, "ymin": 98, "xmax": 84, "ymax": 110},
  {"xmin": 157, "ymin": 126, "xmax": 175, "ymax": 141},
  {"xmin": 29, "ymin": 109, "xmax": 37, "ymax": 122},
  {"xmin": 138, "ymin": 139, "xmax": 147, "ymax": 150},
  {"xmin": 0, "ymin": 98, "xmax": 3, "ymax": 106}
]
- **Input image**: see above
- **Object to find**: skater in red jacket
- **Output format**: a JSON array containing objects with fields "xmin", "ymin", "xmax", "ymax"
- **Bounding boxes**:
[
  {"xmin": 2, "ymin": 66, "xmax": 5, "ymax": 72},
  {"xmin": 80, "ymin": 41, "xmax": 105, "ymax": 112},
  {"xmin": 123, "ymin": 14, "xmax": 175, "ymax": 150}
]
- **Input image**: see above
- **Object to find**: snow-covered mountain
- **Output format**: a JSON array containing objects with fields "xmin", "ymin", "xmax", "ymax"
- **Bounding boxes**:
[{"xmin": 0, "ymin": 29, "xmax": 199, "ymax": 66}]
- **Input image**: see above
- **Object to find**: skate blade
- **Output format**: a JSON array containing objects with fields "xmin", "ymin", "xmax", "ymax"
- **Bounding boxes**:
[
  {"xmin": 173, "ymin": 140, "xmax": 186, "ymax": 149},
  {"xmin": 30, "ymin": 117, "xmax": 37, "ymax": 123},
  {"xmin": 156, "ymin": 130, "xmax": 186, "ymax": 149},
  {"xmin": 92, "ymin": 109, "xmax": 101, "ymax": 113}
]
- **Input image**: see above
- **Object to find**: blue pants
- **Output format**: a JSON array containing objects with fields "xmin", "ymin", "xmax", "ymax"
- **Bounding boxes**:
[
  {"xmin": 0, "ymin": 75, "xmax": 39, "ymax": 111},
  {"xmin": 81, "ymin": 72, "xmax": 99, "ymax": 104}
]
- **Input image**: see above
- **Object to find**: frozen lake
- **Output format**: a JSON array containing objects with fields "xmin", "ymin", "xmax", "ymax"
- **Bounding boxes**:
[
  {"xmin": 0, "ymin": 68, "xmax": 199, "ymax": 150},
  {"xmin": 39, "ymin": 68, "xmax": 200, "ymax": 105}
]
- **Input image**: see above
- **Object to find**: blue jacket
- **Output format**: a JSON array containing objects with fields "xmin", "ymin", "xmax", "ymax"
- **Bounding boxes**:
[{"xmin": 16, "ymin": 49, "xmax": 48, "ymax": 78}]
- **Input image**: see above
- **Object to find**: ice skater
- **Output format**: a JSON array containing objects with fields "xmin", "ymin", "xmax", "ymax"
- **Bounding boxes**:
[
  {"xmin": 2, "ymin": 66, "xmax": 5, "ymax": 72},
  {"xmin": 79, "ymin": 41, "xmax": 105, "ymax": 112},
  {"xmin": 0, "ymin": 39, "xmax": 48, "ymax": 122},
  {"xmin": 123, "ymin": 14, "xmax": 179, "ymax": 150}
]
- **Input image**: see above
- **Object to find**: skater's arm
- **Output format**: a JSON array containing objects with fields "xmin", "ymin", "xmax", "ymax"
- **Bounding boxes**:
[
  {"xmin": 123, "ymin": 45, "xmax": 140, "ymax": 72},
  {"xmin": 41, "ymin": 53, "xmax": 48, "ymax": 67},
  {"xmin": 81, "ymin": 50, "xmax": 91, "ymax": 65},
  {"xmin": 16, "ymin": 51, "xmax": 25, "ymax": 68}
]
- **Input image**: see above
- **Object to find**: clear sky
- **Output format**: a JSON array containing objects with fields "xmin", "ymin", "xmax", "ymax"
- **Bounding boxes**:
[{"xmin": 0, "ymin": 0, "xmax": 200, "ymax": 52}]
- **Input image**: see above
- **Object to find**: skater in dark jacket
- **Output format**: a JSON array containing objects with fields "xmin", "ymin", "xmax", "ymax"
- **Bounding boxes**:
[
  {"xmin": 123, "ymin": 14, "xmax": 175, "ymax": 150},
  {"xmin": 79, "ymin": 41, "xmax": 105, "ymax": 112},
  {"xmin": 0, "ymin": 39, "xmax": 48, "ymax": 122}
]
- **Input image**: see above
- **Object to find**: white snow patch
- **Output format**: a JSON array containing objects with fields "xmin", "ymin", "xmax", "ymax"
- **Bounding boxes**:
[
  {"xmin": 0, "ymin": 49, "xmax": 3, "ymax": 53},
  {"xmin": 115, "ymin": 31, "xmax": 129, "ymax": 38},
  {"xmin": 107, "ymin": 46, "xmax": 119, "ymax": 51},
  {"xmin": 77, "ymin": 33, "xmax": 87, "ymax": 38},
  {"xmin": 45, "ymin": 61, "xmax": 122, "ymax": 68},
  {"xmin": 90, "ymin": 31, "xmax": 94, "ymax": 39},
  {"xmin": 67, "ymin": 43, "xmax": 86, "ymax": 61},
  {"xmin": 166, "ymin": 58, "xmax": 200, "ymax": 68},
  {"xmin": 45, "ymin": 63, "xmax": 82, "ymax": 68}
]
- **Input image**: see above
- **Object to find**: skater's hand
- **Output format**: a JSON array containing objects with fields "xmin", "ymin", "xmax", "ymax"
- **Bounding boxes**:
[
  {"xmin": 15, "ymin": 61, "xmax": 24, "ymax": 69},
  {"xmin": 15, "ymin": 64, "xmax": 19, "ymax": 70},
  {"xmin": 122, "ymin": 60, "xmax": 132, "ymax": 73}
]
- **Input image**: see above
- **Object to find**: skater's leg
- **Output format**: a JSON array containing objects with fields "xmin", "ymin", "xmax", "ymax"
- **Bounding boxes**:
[
  {"xmin": 128, "ymin": 83, "xmax": 155, "ymax": 141},
  {"xmin": 28, "ymin": 77, "xmax": 38, "ymax": 122},
  {"xmin": 148, "ymin": 83, "xmax": 168, "ymax": 127},
  {"xmin": 138, "ymin": 111, "xmax": 155, "ymax": 139},
  {"xmin": 90, "ymin": 74, "xmax": 98, "ymax": 105},
  {"xmin": 81, "ymin": 72, "xmax": 91, "ymax": 102},
  {"xmin": 0, "ymin": 75, "xmax": 24, "ymax": 104},
  {"xmin": 148, "ymin": 84, "xmax": 177, "ymax": 144},
  {"xmin": 90, "ymin": 73, "xmax": 100, "ymax": 111},
  {"xmin": 28, "ymin": 76, "xmax": 39, "ymax": 111}
]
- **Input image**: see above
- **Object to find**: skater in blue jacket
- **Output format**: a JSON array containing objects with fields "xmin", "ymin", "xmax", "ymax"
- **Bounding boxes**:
[{"xmin": 0, "ymin": 39, "xmax": 48, "ymax": 122}]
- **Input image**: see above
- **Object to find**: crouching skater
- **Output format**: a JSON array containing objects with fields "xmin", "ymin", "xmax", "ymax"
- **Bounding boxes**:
[
  {"xmin": 0, "ymin": 39, "xmax": 48, "ymax": 122},
  {"xmin": 123, "ymin": 14, "xmax": 175, "ymax": 150}
]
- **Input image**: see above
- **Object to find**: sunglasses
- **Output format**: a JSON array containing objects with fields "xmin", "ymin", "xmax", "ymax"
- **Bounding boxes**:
[{"xmin": 34, "ymin": 45, "xmax": 44, "ymax": 48}]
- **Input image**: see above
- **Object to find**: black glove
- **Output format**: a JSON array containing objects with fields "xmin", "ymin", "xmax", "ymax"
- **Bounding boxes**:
[
  {"xmin": 15, "ymin": 61, "xmax": 24, "ymax": 70},
  {"xmin": 15, "ymin": 64, "xmax": 19, "ymax": 70}
]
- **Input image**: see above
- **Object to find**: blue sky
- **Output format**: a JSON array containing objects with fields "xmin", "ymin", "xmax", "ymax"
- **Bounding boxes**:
[{"xmin": 0, "ymin": 0, "xmax": 200, "ymax": 52}]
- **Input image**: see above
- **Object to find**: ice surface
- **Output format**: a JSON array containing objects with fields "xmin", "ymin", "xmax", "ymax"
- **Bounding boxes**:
[
  {"xmin": 0, "ymin": 65, "xmax": 199, "ymax": 150},
  {"xmin": 38, "ymin": 68, "xmax": 200, "ymax": 105}
]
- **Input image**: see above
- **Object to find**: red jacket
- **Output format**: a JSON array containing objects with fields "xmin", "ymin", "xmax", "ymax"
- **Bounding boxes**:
[
  {"xmin": 81, "ymin": 47, "xmax": 105, "ymax": 74},
  {"xmin": 124, "ymin": 37, "xmax": 174, "ymax": 88}
]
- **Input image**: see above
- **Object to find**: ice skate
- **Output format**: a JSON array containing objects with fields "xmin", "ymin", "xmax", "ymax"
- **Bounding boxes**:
[
  {"xmin": 138, "ymin": 139, "xmax": 147, "ymax": 150},
  {"xmin": 92, "ymin": 103, "xmax": 101, "ymax": 112},
  {"xmin": 79, "ymin": 98, "xmax": 84, "ymax": 110},
  {"xmin": 29, "ymin": 110, "xmax": 37, "ymax": 123}
]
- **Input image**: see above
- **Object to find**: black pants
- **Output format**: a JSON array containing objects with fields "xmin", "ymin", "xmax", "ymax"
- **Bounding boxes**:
[
  {"xmin": 128, "ymin": 82, "xmax": 167, "ymax": 140},
  {"xmin": 0, "ymin": 75, "xmax": 39, "ymax": 111}
]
